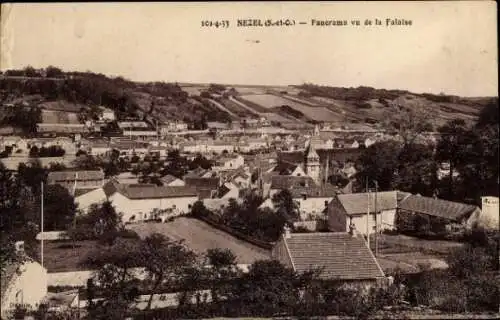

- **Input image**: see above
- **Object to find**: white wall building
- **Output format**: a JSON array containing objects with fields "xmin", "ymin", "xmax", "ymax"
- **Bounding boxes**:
[
  {"xmin": 106, "ymin": 184, "xmax": 199, "ymax": 222},
  {"xmin": 480, "ymin": 196, "xmax": 499, "ymax": 230},
  {"xmin": 1, "ymin": 243, "xmax": 48, "ymax": 319}
]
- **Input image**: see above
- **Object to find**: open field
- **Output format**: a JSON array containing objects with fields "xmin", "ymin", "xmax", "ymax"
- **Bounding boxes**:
[
  {"xmin": 370, "ymin": 233, "xmax": 463, "ymax": 274},
  {"xmin": 127, "ymin": 217, "xmax": 271, "ymax": 264},
  {"xmin": 38, "ymin": 240, "xmax": 100, "ymax": 272},
  {"xmin": 373, "ymin": 233, "xmax": 463, "ymax": 255}
]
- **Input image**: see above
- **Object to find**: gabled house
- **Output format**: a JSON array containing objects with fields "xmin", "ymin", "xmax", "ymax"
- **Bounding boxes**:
[
  {"xmin": 398, "ymin": 195, "xmax": 482, "ymax": 231},
  {"xmin": 115, "ymin": 171, "xmax": 139, "ymax": 185},
  {"xmin": 328, "ymin": 191, "xmax": 483, "ymax": 235},
  {"xmin": 271, "ymin": 229, "xmax": 386, "ymax": 289},
  {"xmin": 269, "ymin": 162, "xmax": 306, "ymax": 177},
  {"xmin": 213, "ymin": 154, "xmax": 244, "ymax": 170},
  {"xmin": 106, "ymin": 183, "xmax": 199, "ymax": 222},
  {"xmin": 480, "ymin": 196, "xmax": 499, "ymax": 230},
  {"xmin": 1, "ymin": 242, "xmax": 48, "ymax": 319},
  {"xmin": 328, "ymin": 191, "xmax": 411, "ymax": 235},
  {"xmin": 74, "ymin": 187, "xmax": 107, "ymax": 214},
  {"xmin": 47, "ymin": 169, "xmax": 105, "ymax": 191},
  {"xmin": 161, "ymin": 174, "xmax": 185, "ymax": 186},
  {"xmin": 184, "ymin": 176, "xmax": 221, "ymax": 199},
  {"xmin": 268, "ymin": 175, "xmax": 317, "ymax": 198},
  {"xmin": 98, "ymin": 106, "xmax": 116, "ymax": 122},
  {"xmin": 260, "ymin": 186, "xmax": 337, "ymax": 221}
]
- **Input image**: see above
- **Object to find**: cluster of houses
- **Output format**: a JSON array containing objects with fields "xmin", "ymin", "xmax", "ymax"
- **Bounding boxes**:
[
  {"xmin": 2, "ymin": 131, "xmax": 499, "ymax": 316},
  {"xmin": 2, "ymin": 104, "xmax": 498, "ymax": 316}
]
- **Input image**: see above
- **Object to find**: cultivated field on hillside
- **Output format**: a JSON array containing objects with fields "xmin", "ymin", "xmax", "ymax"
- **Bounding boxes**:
[
  {"xmin": 42, "ymin": 110, "xmax": 80, "ymax": 124},
  {"xmin": 127, "ymin": 217, "xmax": 270, "ymax": 264},
  {"xmin": 39, "ymin": 101, "xmax": 85, "ymax": 113},
  {"xmin": 220, "ymin": 98, "xmax": 259, "ymax": 118},
  {"xmin": 281, "ymin": 94, "xmax": 321, "ymax": 107},
  {"xmin": 239, "ymin": 94, "xmax": 295, "ymax": 109},
  {"xmin": 240, "ymin": 94, "xmax": 339, "ymax": 122},
  {"xmin": 262, "ymin": 112, "xmax": 300, "ymax": 124}
]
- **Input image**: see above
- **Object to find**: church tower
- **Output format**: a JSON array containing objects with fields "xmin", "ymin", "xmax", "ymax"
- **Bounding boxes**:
[{"xmin": 306, "ymin": 143, "xmax": 321, "ymax": 184}]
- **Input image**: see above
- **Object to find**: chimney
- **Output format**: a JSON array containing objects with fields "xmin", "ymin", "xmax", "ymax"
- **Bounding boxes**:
[
  {"xmin": 348, "ymin": 222, "xmax": 357, "ymax": 237},
  {"xmin": 15, "ymin": 241, "xmax": 25, "ymax": 254},
  {"xmin": 284, "ymin": 225, "xmax": 292, "ymax": 239}
]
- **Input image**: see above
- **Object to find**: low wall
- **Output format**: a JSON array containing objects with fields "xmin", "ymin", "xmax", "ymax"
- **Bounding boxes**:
[
  {"xmin": 192, "ymin": 215, "xmax": 273, "ymax": 250},
  {"xmin": 48, "ymin": 267, "xmax": 147, "ymax": 287}
]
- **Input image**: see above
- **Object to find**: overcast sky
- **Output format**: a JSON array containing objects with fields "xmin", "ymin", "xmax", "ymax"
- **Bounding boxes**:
[{"xmin": 1, "ymin": 2, "xmax": 497, "ymax": 97}]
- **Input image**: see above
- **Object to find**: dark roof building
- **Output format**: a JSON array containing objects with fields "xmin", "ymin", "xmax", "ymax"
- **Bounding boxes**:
[
  {"xmin": 270, "ymin": 175, "xmax": 317, "ymax": 190},
  {"xmin": 399, "ymin": 195, "xmax": 480, "ymax": 222},
  {"xmin": 272, "ymin": 231, "xmax": 385, "ymax": 282}
]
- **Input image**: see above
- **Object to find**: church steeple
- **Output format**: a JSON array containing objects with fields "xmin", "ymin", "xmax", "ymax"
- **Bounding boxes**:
[{"xmin": 305, "ymin": 138, "xmax": 320, "ymax": 184}]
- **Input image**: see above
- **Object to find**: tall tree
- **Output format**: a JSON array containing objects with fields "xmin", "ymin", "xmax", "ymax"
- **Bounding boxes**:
[
  {"xmin": 205, "ymin": 248, "xmax": 240, "ymax": 303},
  {"xmin": 87, "ymin": 238, "xmax": 142, "ymax": 320},
  {"xmin": 235, "ymin": 260, "xmax": 298, "ymax": 316},
  {"xmin": 272, "ymin": 189, "xmax": 299, "ymax": 223},
  {"xmin": 140, "ymin": 234, "xmax": 197, "ymax": 310},
  {"xmin": 384, "ymin": 105, "xmax": 434, "ymax": 146},
  {"xmin": 355, "ymin": 140, "xmax": 401, "ymax": 191},
  {"xmin": 42, "ymin": 184, "xmax": 77, "ymax": 231},
  {"xmin": 435, "ymin": 119, "xmax": 473, "ymax": 197}
]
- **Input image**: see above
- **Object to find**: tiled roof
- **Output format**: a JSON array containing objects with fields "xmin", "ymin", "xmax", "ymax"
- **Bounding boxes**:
[
  {"xmin": 47, "ymin": 170, "xmax": 104, "ymax": 183},
  {"xmin": 184, "ymin": 177, "xmax": 220, "ymax": 190},
  {"xmin": 283, "ymin": 232, "xmax": 385, "ymax": 280},
  {"xmin": 271, "ymin": 162, "xmax": 299, "ymax": 175},
  {"xmin": 278, "ymin": 151, "xmax": 306, "ymax": 165},
  {"xmin": 184, "ymin": 167, "xmax": 209, "ymax": 178},
  {"xmin": 161, "ymin": 174, "xmax": 180, "ymax": 184},
  {"xmin": 74, "ymin": 188, "xmax": 99, "ymax": 197},
  {"xmin": 337, "ymin": 191, "xmax": 405, "ymax": 215},
  {"xmin": 119, "ymin": 184, "xmax": 199, "ymax": 199},
  {"xmin": 270, "ymin": 175, "xmax": 317, "ymax": 190},
  {"xmin": 399, "ymin": 195, "xmax": 479, "ymax": 221},
  {"xmin": 289, "ymin": 186, "xmax": 338, "ymax": 198}
]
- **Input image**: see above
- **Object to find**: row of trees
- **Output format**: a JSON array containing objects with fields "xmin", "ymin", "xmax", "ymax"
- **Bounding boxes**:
[
  {"xmin": 0, "ymin": 160, "xmax": 79, "ymax": 272},
  {"xmin": 75, "ymin": 233, "xmax": 401, "ymax": 320},
  {"xmin": 73, "ymin": 149, "xmax": 214, "ymax": 181},
  {"xmin": 3, "ymin": 66, "xmax": 65, "ymax": 78},
  {"xmin": 39, "ymin": 227, "xmax": 497, "ymax": 320},
  {"xmin": 29, "ymin": 145, "xmax": 66, "ymax": 158},
  {"xmin": 0, "ymin": 105, "xmax": 41, "ymax": 134},
  {"xmin": 355, "ymin": 100, "xmax": 498, "ymax": 204},
  {"xmin": 191, "ymin": 189, "xmax": 300, "ymax": 243}
]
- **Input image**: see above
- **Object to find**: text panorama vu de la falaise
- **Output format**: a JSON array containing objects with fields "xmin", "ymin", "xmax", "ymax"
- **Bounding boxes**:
[{"xmin": 201, "ymin": 18, "xmax": 413, "ymax": 28}]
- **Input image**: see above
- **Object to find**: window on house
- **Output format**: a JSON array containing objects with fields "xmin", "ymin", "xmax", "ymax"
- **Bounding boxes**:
[{"xmin": 302, "ymin": 194, "xmax": 307, "ymax": 200}]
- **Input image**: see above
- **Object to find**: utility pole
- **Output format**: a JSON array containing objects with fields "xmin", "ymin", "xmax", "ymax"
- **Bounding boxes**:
[
  {"xmin": 366, "ymin": 178, "xmax": 370, "ymax": 247},
  {"xmin": 324, "ymin": 153, "xmax": 329, "ymax": 186},
  {"xmin": 374, "ymin": 180, "xmax": 378, "ymax": 257},
  {"xmin": 40, "ymin": 181, "xmax": 44, "ymax": 268}
]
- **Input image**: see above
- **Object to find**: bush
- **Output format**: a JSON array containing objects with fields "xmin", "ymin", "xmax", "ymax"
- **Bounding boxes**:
[{"xmin": 116, "ymin": 229, "xmax": 140, "ymax": 239}]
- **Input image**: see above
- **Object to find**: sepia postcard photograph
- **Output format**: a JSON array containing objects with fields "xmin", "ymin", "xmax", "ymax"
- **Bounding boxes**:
[{"xmin": 0, "ymin": 1, "xmax": 498, "ymax": 319}]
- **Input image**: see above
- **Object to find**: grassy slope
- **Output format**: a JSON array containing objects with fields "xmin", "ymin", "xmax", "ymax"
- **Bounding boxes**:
[{"xmin": 2, "ymin": 74, "xmax": 492, "ymax": 128}]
